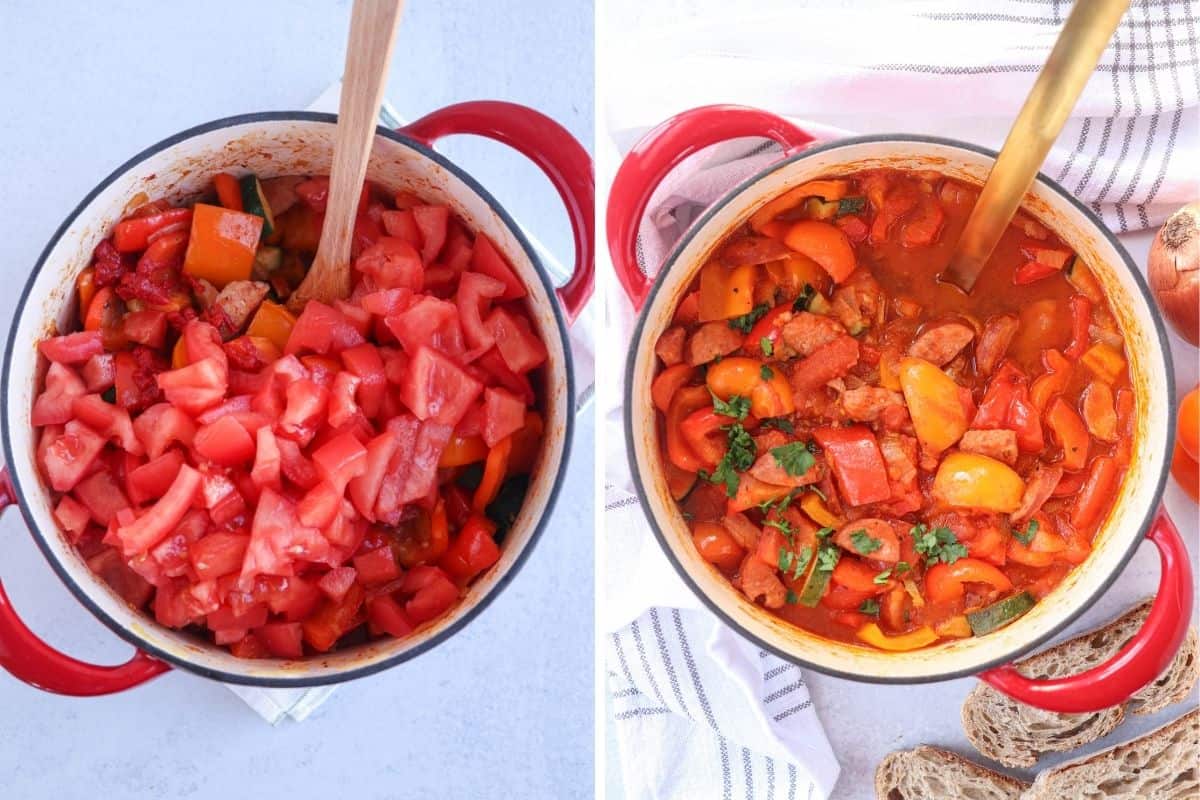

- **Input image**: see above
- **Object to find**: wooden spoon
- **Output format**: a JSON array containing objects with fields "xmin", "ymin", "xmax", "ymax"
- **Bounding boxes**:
[
  {"xmin": 289, "ymin": 0, "xmax": 405, "ymax": 312},
  {"xmin": 940, "ymin": 0, "xmax": 1129, "ymax": 292}
]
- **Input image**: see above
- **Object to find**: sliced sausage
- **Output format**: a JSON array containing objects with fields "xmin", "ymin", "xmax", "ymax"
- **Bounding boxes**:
[
  {"xmin": 907, "ymin": 320, "xmax": 975, "ymax": 366},
  {"xmin": 830, "ymin": 269, "xmax": 885, "ymax": 334},
  {"xmin": 655, "ymin": 326, "xmax": 686, "ymax": 367},
  {"xmin": 975, "ymin": 314, "xmax": 1019, "ymax": 377},
  {"xmin": 780, "ymin": 311, "xmax": 845, "ymax": 357},
  {"xmin": 959, "ymin": 429, "xmax": 1019, "ymax": 466},
  {"xmin": 833, "ymin": 518, "xmax": 901, "ymax": 563},
  {"xmin": 789, "ymin": 335, "xmax": 860, "ymax": 392},
  {"xmin": 738, "ymin": 554, "xmax": 787, "ymax": 609},
  {"xmin": 840, "ymin": 385, "xmax": 905, "ymax": 421},
  {"xmin": 212, "ymin": 280, "xmax": 269, "ymax": 340},
  {"xmin": 752, "ymin": 429, "xmax": 790, "ymax": 452},
  {"xmin": 721, "ymin": 513, "xmax": 762, "ymax": 550},
  {"xmin": 748, "ymin": 447, "xmax": 823, "ymax": 487},
  {"xmin": 1012, "ymin": 463, "xmax": 1063, "ymax": 525},
  {"xmin": 685, "ymin": 322, "xmax": 742, "ymax": 366},
  {"xmin": 192, "ymin": 278, "xmax": 219, "ymax": 310}
]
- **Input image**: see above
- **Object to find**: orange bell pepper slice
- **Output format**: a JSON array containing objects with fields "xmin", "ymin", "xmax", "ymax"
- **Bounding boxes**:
[
  {"xmin": 652, "ymin": 364, "xmax": 696, "ymax": 413},
  {"xmin": 75, "ymin": 268, "xmax": 97, "ymax": 320},
  {"xmin": 246, "ymin": 300, "xmax": 297, "ymax": 352},
  {"xmin": 782, "ymin": 220, "xmax": 856, "ymax": 283},
  {"xmin": 1045, "ymin": 397, "xmax": 1090, "ymax": 472},
  {"xmin": 1072, "ymin": 456, "xmax": 1119, "ymax": 529},
  {"xmin": 182, "ymin": 203, "xmax": 262, "ymax": 288},
  {"xmin": 473, "ymin": 435, "xmax": 512, "ymax": 514},
  {"xmin": 665, "ymin": 385, "xmax": 712, "ymax": 473},
  {"xmin": 705, "ymin": 356, "xmax": 794, "ymax": 418},
  {"xmin": 924, "ymin": 558, "xmax": 1013, "ymax": 604},
  {"xmin": 748, "ymin": 180, "xmax": 849, "ymax": 232},
  {"xmin": 213, "ymin": 173, "xmax": 244, "ymax": 212},
  {"xmin": 697, "ymin": 260, "xmax": 756, "ymax": 322},
  {"xmin": 440, "ymin": 434, "xmax": 489, "ymax": 468},
  {"xmin": 508, "ymin": 411, "xmax": 544, "ymax": 475}
]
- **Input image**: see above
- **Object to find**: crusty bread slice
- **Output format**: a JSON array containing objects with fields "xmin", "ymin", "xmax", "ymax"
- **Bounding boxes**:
[
  {"xmin": 1020, "ymin": 707, "xmax": 1199, "ymax": 800},
  {"xmin": 874, "ymin": 745, "xmax": 1028, "ymax": 800},
  {"xmin": 962, "ymin": 598, "xmax": 1199, "ymax": 767}
]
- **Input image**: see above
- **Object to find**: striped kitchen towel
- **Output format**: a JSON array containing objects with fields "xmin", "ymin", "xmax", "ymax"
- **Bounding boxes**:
[
  {"xmin": 604, "ymin": 0, "xmax": 1200, "ymax": 239},
  {"xmin": 604, "ymin": 486, "xmax": 840, "ymax": 800}
]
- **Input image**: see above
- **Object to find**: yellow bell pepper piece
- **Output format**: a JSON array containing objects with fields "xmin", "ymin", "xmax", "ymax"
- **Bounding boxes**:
[
  {"xmin": 246, "ymin": 300, "xmax": 297, "ymax": 353},
  {"xmin": 934, "ymin": 616, "xmax": 973, "ymax": 639},
  {"xmin": 799, "ymin": 493, "xmax": 841, "ymax": 528},
  {"xmin": 899, "ymin": 357, "xmax": 968, "ymax": 454},
  {"xmin": 171, "ymin": 336, "xmax": 188, "ymax": 369},
  {"xmin": 856, "ymin": 623, "xmax": 940, "ymax": 651},
  {"xmin": 1080, "ymin": 342, "xmax": 1126, "ymax": 384},
  {"xmin": 765, "ymin": 253, "xmax": 829, "ymax": 295},
  {"xmin": 932, "ymin": 452, "xmax": 1025, "ymax": 514},
  {"xmin": 698, "ymin": 260, "xmax": 756, "ymax": 322},
  {"xmin": 748, "ymin": 180, "xmax": 849, "ymax": 232}
]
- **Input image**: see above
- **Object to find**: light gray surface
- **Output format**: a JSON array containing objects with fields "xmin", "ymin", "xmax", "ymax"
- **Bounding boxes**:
[{"xmin": 0, "ymin": 2, "xmax": 594, "ymax": 799}]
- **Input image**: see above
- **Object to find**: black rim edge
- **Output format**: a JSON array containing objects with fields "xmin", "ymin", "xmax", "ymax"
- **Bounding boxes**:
[
  {"xmin": 622, "ymin": 132, "xmax": 1176, "ymax": 684},
  {"xmin": 2, "ymin": 111, "xmax": 578, "ymax": 688}
]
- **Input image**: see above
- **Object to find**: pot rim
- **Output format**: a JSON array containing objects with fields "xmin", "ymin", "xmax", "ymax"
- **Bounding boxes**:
[
  {"xmin": 2, "ymin": 111, "xmax": 576, "ymax": 687},
  {"xmin": 623, "ymin": 131, "xmax": 1175, "ymax": 684}
]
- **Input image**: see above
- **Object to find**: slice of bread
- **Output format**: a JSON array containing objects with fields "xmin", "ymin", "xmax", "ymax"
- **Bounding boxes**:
[
  {"xmin": 1021, "ymin": 707, "xmax": 1199, "ymax": 800},
  {"xmin": 874, "ymin": 745, "xmax": 1028, "ymax": 800},
  {"xmin": 961, "ymin": 598, "xmax": 1199, "ymax": 767}
]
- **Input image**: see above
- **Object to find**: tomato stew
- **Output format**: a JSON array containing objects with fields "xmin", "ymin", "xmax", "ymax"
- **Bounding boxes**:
[
  {"xmin": 35, "ymin": 174, "xmax": 547, "ymax": 659},
  {"xmin": 653, "ymin": 168, "xmax": 1134, "ymax": 652}
]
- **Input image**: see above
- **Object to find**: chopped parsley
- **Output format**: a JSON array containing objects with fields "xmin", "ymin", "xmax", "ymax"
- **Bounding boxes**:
[
  {"xmin": 815, "ymin": 526, "xmax": 835, "ymax": 540},
  {"xmin": 1014, "ymin": 518, "xmax": 1039, "ymax": 546},
  {"xmin": 760, "ymin": 337, "xmax": 774, "ymax": 358},
  {"xmin": 895, "ymin": 561, "xmax": 911, "ymax": 574},
  {"xmin": 710, "ymin": 391, "xmax": 751, "ymax": 420},
  {"xmin": 759, "ymin": 488, "xmax": 803, "ymax": 516},
  {"xmin": 728, "ymin": 303, "xmax": 771, "ymax": 334},
  {"xmin": 911, "ymin": 523, "xmax": 969, "ymax": 565},
  {"xmin": 765, "ymin": 516, "xmax": 794, "ymax": 539},
  {"xmin": 816, "ymin": 545, "xmax": 841, "ymax": 572},
  {"xmin": 873, "ymin": 568, "xmax": 893, "ymax": 585},
  {"xmin": 849, "ymin": 529, "xmax": 883, "ymax": 555},
  {"xmin": 837, "ymin": 196, "xmax": 867, "ymax": 216},
  {"xmin": 760, "ymin": 417, "xmax": 795, "ymax": 434},
  {"xmin": 778, "ymin": 545, "xmax": 813, "ymax": 581},
  {"xmin": 761, "ymin": 364, "xmax": 774, "ymax": 380},
  {"xmin": 792, "ymin": 283, "xmax": 816, "ymax": 312},
  {"xmin": 770, "ymin": 441, "xmax": 816, "ymax": 477},
  {"xmin": 859, "ymin": 598, "xmax": 880, "ymax": 616},
  {"xmin": 707, "ymin": 422, "xmax": 757, "ymax": 497},
  {"xmin": 786, "ymin": 590, "xmax": 800, "ymax": 605}
]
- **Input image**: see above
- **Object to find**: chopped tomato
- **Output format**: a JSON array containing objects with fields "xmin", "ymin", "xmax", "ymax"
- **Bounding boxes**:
[
  {"xmin": 470, "ymin": 234, "xmax": 526, "ymax": 300},
  {"xmin": 439, "ymin": 515, "xmax": 501, "ymax": 582},
  {"xmin": 456, "ymin": 271, "xmax": 506, "ymax": 349},
  {"xmin": 194, "ymin": 415, "xmax": 256, "ymax": 466},
  {"xmin": 39, "ymin": 331, "xmax": 104, "ymax": 364},
  {"xmin": 259, "ymin": 622, "xmax": 304, "ymax": 659},
  {"xmin": 487, "ymin": 308, "xmax": 547, "ymax": 374},
  {"xmin": 302, "ymin": 583, "xmax": 365, "ymax": 653},
  {"xmin": 113, "ymin": 464, "xmax": 202, "ymax": 556},
  {"xmin": 399, "ymin": 346, "xmax": 483, "ymax": 427},
  {"xmin": 402, "ymin": 565, "xmax": 459, "ymax": 624},
  {"xmin": 353, "ymin": 545, "xmax": 402, "ymax": 585},
  {"xmin": 32, "ymin": 363, "xmax": 87, "ymax": 427},
  {"xmin": 482, "ymin": 387, "xmax": 526, "ymax": 447},
  {"xmin": 366, "ymin": 594, "xmax": 414, "ymax": 639},
  {"xmin": 40, "ymin": 420, "xmax": 106, "ymax": 492}
]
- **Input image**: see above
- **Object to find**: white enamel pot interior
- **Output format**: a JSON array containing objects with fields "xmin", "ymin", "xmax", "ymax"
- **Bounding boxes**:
[
  {"xmin": 2, "ymin": 113, "xmax": 574, "ymax": 687},
  {"xmin": 625, "ymin": 135, "xmax": 1174, "ymax": 683}
]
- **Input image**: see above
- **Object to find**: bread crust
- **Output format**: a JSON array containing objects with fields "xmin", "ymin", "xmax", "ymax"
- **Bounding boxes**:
[
  {"xmin": 874, "ymin": 745, "xmax": 1027, "ymax": 800},
  {"xmin": 961, "ymin": 598, "xmax": 1199, "ymax": 767}
]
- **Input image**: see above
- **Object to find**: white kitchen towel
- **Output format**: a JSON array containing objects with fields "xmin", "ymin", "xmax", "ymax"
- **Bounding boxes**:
[
  {"xmin": 605, "ymin": 487, "xmax": 841, "ymax": 800},
  {"xmin": 224, "ymin": 82, "xmax": 596, "ymax": 724},
  {"xmin": 604, "ymin": 0, "xmax": 1200, "ymax": 234}
]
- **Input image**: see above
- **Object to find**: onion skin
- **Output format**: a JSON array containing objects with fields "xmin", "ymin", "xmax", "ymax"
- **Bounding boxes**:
[{"xmin": 1148, "ymin": 202, "xmax": 1200, "ymax": 347}]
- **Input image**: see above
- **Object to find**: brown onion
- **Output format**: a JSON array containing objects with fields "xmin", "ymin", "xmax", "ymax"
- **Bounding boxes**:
[{"xmin": 1148, "ymin": 201, "xmax": 1200, "ymax": 347}]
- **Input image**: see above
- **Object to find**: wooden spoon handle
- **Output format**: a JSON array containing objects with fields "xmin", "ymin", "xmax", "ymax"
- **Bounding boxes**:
[
  {"xmin": 943, "ymin": 0, "xmax": 1129, "ymax": 291},
  {"xmin": 291, "ymin": 0, "xmax": 404, "ymax": 310}
]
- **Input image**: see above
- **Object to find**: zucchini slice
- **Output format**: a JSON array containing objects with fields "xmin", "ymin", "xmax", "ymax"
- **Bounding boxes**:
[
  {"xmin": 798, "ymin": 545, "xmax": 838, "ymax": 607},
  {"xmin": 837, "ymin": 196, "xmax": 867, "ymax": 216},
  {"xmin": 967, "ymin": 591, "xmax": 1035, "ymax": 636},
  {"xmin": 239, "ymin": 175, "xmax": 276, "ymax": 239}
]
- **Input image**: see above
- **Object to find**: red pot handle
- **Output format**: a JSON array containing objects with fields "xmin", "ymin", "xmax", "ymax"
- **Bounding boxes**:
[
  {"xmin": 400, "ymin": 101, "xmax": 594, "ymax": 324},
  {"xmin": 980, "ymin": 509, "xmax": 1194, "ymax": 713},
  {"xmin": 606, "ymin": 104, "xmax": 816, "ymax": 311},
  {"xmin": 0, "ymin": 467, "xmax": 169, "ymax": 695}
]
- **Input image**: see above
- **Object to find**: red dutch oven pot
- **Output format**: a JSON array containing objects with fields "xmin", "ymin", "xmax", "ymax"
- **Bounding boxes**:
[
  {"xmin": 608, "ymin": 104, "xmax": 1193, "ymax": 713},
  {"xmin": 0, "ymin": 103, "xmax": 592, "ymax": 695}
]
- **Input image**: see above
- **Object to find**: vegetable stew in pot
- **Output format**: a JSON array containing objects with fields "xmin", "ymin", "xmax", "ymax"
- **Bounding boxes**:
[
  {"xmin": 652, "ymin": 168, "xmax": 1134, "ymax": 652},
  {"xmin": 32, "ymin": 173, "xmax": 546, "ymax": 659}
]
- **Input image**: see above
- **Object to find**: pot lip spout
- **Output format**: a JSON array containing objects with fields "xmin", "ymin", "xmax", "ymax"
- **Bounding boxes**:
[{"xmin": 620, "ymin": 131, "xmax": 1177, "ymax": 683}]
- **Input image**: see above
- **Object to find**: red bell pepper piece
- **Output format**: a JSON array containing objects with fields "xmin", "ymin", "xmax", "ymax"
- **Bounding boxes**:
[
  {"xmin": 112, "ymin": 207, "xmax": 193, "ymax": 252},
  {"xmin": 812, "ymin": 426, "xmax": 891, "ymax": 506},
  {"xmin": 1064, "ymin": 294, "xmax": 1092, "ymax": 360}
]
